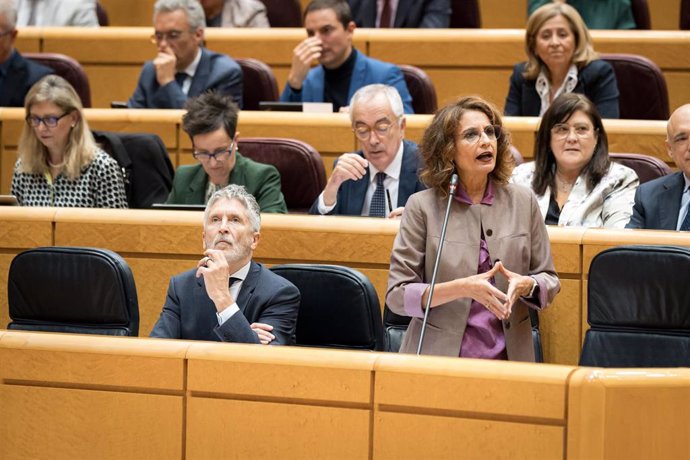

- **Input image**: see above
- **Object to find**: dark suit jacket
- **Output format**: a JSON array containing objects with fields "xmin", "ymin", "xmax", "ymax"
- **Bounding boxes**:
[
  {"xmin": 504, "ymin": 60, "xmax": 620, "ymax": 119},
  {"xmin": 308, "ymin": 139, "xmax": 425, "ymax": 216},
  {"xmin": 0, "ymin": 50, "xmax": 54, "ymax": 107},
  {"xmin": 128, "ymin": 47, "xmax": 243, "ymax": 109},
  {"xmin": 627, "ymin": 171, "xmax": 685, "ymax": 230},
  {"xmin": 348, "ymin": 0, "xmax": 451, "ymax": 28},
  {"xmin": 150, "ymin": 261, "xmax": 300, "ymax": 344},
  {"xmin": 280, "ymin": 49, "xmax": 414, "ymax": 114},
  {"xmin": 166, "ymin": 152, "xmax": 288, "ymax": 213}
]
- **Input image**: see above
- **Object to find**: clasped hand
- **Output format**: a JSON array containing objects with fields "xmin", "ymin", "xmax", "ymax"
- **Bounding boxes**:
[{"xmin": 464, "ymin": 261, "xmax": 535, "ymax": 321}]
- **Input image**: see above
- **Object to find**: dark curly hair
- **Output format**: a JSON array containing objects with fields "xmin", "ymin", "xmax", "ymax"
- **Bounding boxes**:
[{"xmin": 420, "ymin": 96, "xmax": 514, "ymax": 197}]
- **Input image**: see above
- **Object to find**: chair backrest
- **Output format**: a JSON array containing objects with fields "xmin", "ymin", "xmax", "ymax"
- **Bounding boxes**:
[
  {"xmin": 399, "ymin": 64, "xmax": 438, "ymax": 115},
  {"xmin": 383, "ymin": 304, "xmax": 410, "ymax": 352},
  {"xmin": 449, "ymin": 0, "xmax": 481, "ymax": 28},
  {"xmin": 580, "ymin": 245, "xmax": 690, "ymax": 367},
  {"xmin": 682, "ymin": 0, "xmax": 690, "ymax": 29},
  {"xmin": 235, "ymin": 57, "xmax": 279, "ymax": 111},
  {"xmin": 600, "ymin": 53, "xmax": 669, "ymax": 120},
  {"xmin": 270, "ymin": 264, "xmax": 385, "ymax": 351},
  {"xmin": 96, "ymin": 1, "xmax": 109, "ymax": 26},
  {"xmin": 92, "ymin": 130, "xmax": 174, "ymax": 208},
  {"xmin": 7, "ymin": 247, "xmax": 139, "ymax": 336},
  {"xmin": 23, "ymin": 52, "xmax": 92, "ymax": 108},
  {"xmin": 630, "ymin": 0, "xmax": 650, "ymax": 29},
  {"xmin": 237, "ymin": 137, "xmax": 326, "ymax": 212},
  {"xmin": 258, "ymin": 0, "xmax": 301, "ymax": 26},
  {"xmin": 610, "ymin": 152, "xmax": 672, "ymax": 184}
]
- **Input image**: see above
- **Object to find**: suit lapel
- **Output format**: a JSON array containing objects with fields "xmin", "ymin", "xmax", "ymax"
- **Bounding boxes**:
[
  {"xmin": 236, "ymin": 261, "xmax": 259, "ymax": 313},
  {"xmin": 394, "ymin": 0, "xmax": 411, "ymax": 27},
  {"xmin": 660, "ymin": 172, "xmax": 685, "ymax": 230},
  {"xmin": 397, "ymin": 141, "xmax": 418, "ymax": 207},
  {"xmin": 188, "ymin": 48, "xmax": 210, "ymax": 98},
  {"xmin": 188, "ymin": 165, "xmax": 209, "ymax": 203},
  {"xmin": 347, "ymin": 51, "xmax": 367, "ymax": 101},
  {"xmin": 306, "ymin": 66, "xmax": 325, "ymax": 102},
  {"xmin": 0, "ymin": 54, "xmax": 28, "ymax": 106}
]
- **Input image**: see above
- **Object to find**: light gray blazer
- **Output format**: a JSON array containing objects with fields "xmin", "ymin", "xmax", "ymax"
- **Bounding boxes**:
[
  {"xmin": 386, "ymin": 184, "xmax": 560, "ymax": 361},
  {"xmin": 510, "ymin": 161, "xmax": 638, "ymax": 228},
  {"xmin": 219, "ymin": 0, "xmax": 269, "ymax": 27}
]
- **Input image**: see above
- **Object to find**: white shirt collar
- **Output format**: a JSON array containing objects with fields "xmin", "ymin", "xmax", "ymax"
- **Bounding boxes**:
[
  {"xmin": 230, "ymin": 260, "xmax": 251, "ymax": 282},
  {"xmin": 367, "ymin": 140, "xmax": 404, "ymax": 184},
  {"xmin": 181, "ymin": 48, "xmax": 202, "ymax": 78},
  {"xmin": 536, "ymin": 64, "xmax": 579, "ymax": 116}
]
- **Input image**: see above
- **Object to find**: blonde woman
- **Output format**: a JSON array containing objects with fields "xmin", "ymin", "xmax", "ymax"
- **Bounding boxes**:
[{"xmin": 11, "ymin": 75, "xmax": 127, "ymax": 208}]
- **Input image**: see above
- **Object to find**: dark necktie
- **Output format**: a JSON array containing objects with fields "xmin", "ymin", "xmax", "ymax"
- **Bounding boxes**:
[
  {"xmin": 369, "ymin": 172, "xmax": 387, "ymax": 217},
  {"xmin": 175, "ymin": 72, "xmax": 187, "ymax": 90},
  {"xmin": 379, "ymin": 0, "xmax": 392, "ymax": 28},
  {"xmin": 229, "ymin": 276, "xmax": 241, "ymax": 287},
  {"xmin": 681, "ymin": 202, "xmax": 690, "ymax": 232}
]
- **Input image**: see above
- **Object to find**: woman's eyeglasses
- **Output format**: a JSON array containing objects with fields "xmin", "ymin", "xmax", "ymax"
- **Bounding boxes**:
[
  {"xmin": 461, "ymin": 125, "xmax": 501, "ymax": 144},
  {"xmin": 26, "ymin": 113, "xmax": 70, "ymax": 128},
  {"xmin": 192, "ymin": 143, "xmax": 234, "ymax": 162}
]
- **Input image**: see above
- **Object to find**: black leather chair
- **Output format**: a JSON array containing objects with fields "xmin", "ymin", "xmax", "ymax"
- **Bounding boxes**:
[
  {"xmin": 93, "ymin": 130, "xmax": 174, "ymax": 208},
  {"xmin": 580, "ymin": 245, "xmax": 690, "ymax": 367},
  {"xmin": 682, "ymin": 0, "xmax": 690, "ymax": 29},
  {"xmin": 601, "ymin": 53, "xmax": 669, "ymax": 120},
  {"xmin": 235, "ymin": 57, "xmax": 279, "ymax": 111},
  {"xmin": 383, "ymin": 304, "xmax": 410, "ymax": 352},
  {"xmin": 450, "ymin": 0, "xmax": 481, "ymax": 28},
  {"xmin": 270, "ymin": 264, "xmax": 385, "ymax": 351},
  {"xmin": 630, "ymin": 0, "xmax": 651, "ymax": 29},
  {"xmin": 399, "ymin": 64, "xmax": 438, "ymax": 115},
  {"xmin": 238, "ymin": 137, "xmax": 326, "ymax": 212},
  {"xmin": 258, "ymin": 0, "xmax": 301, "ymax": 26},
  {"xmin": 610, "ymin": 152, "xmax": 672, "ymax": 184},
  {"xmin": 24, "ymin": 52, "xmax": 92, "ymax": 108},
  {"xmin": 7, "ymin": 247, "xmax": 139, "ymax": 336}
]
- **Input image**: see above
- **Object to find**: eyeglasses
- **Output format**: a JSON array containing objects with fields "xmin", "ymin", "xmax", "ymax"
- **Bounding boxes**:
[
  {"xmin": 26, "ymin": 112, "xmax": 71, "ymax": 128},
  {"xmin": 150, "ymin": 30, "xmax": 187, "ymax": 44},
  {"xmin": 460, "ymin": 125, "xmax": 501, "ymax": 144},
  {"xmin": 551, "ymin": 123, "xmax": 595, "ymax": 139},
  {"xmin": 353, "ymin": 119, "xmax": 398, "ymax": 141},
  {"xmin": 192, "ymin": 143, "xmax": 234, "ymax": 162}
]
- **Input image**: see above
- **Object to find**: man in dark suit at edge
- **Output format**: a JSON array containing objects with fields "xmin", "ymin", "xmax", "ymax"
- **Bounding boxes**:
[
  {"xmin": 348, "ymin": 0, "xmax": 451, "ymax": 28},
  {"xmin": 309, "ymin": 83, "xmax": 425, "ymax": 217},
  {"xmin": 0, "ymin": 0, "xmax": 53, "ymax": 107},
  {"xmin": 150, "ymin": 184, "xmax": 300, "ymax": 344},
  {"xmin": 627, "ymin": 104, "xmax": 690, "ymax": 231}
]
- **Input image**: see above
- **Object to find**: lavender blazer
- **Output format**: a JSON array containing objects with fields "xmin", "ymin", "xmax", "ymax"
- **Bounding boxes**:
[{"xmin": 386, "ymin": 184, "xmax": 560, "ymax": 361}]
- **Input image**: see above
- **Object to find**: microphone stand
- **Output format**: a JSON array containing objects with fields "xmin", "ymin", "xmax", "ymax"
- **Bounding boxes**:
[{"xmin": 417, "ymin": 174, "xmax": 458, "ymax": 355}]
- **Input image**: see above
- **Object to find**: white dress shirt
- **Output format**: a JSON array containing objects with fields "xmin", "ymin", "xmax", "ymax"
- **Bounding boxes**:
[
  {"xmin": 215, "ymin": 260, "xmax": 251, "ymax": 325},
  {"xmin": 176, "ymin": 48, "xmax": 202, "ymax": 95}
]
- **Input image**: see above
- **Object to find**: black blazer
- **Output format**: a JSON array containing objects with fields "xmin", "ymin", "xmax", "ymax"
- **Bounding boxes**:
[
  {"xmin": 504, "ymin": 59, "xmax": 620, "ymax": 119},
  {"xmin": 150, "ymin": 261, "xmax": 300, "ymax": 344},
  {"xmin": 348, "ymin": 0, "xmax": 450, "ymax": 28},
  {"xmin": 309, "ymin": 139, "xmax": 426, "ymax": 216},
  {"xmin": 627, "ymin": 171, "xmax": 685, "ymax": 230},
  {"xmin": 0, "ymin": 50, "xmax": 54, "ymax": 107}
]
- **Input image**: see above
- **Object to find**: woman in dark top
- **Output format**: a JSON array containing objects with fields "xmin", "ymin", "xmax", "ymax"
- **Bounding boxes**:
[{"xmin": 504, "ymin": 2, "xmax": 620, "ymax": 119}]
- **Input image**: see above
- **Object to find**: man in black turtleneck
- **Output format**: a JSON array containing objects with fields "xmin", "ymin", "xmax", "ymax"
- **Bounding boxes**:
[{"xmin": 279, "ymin": 0, "xmax": 413, "ymax": 113}]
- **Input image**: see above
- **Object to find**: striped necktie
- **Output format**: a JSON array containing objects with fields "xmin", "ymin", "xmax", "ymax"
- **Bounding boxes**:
[{"xmin": 369, "ymin": 172, "xmax": 387, "ymax": 217}]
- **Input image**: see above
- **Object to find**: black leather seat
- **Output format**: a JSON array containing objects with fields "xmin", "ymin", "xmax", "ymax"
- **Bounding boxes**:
[
  {"xmin": 600, "ymin": 53, "xmax": 669, "ymax": 120},
  {"xmin": 7, "ymin": 247, "xmax": 139, "ymax": 336},
  {"xmin": 450, "ymin": 0, "xmax": 481, "ymax": 28},
  {"xmin": 237, "ymin": 137, "xmax": 326, "ymax": 213},
  {"xmin": 399, "ymin": 64, "xmax": 438, "ymax": 115},
  {"xmin": 258, "ymin": 0, "xmax": 301, "ymax": 26},
  {"xmin": 580, "ymin": 245, "xmax": 690, "ymax": 367},
  {"xmin": 682, "ymin": 0, "xmax": 690, "ymax": 29},
  {"xmin": 270, "ymin": 264, "xmax": 385, "ymax": 351},
  {"xmin": 93, "ymin": 130, "xmax": 174, "ymax": 208},
  {"xmin": 610, "ymin": 152, "xmax": 672, "ymax": 184},
  {"xmin": 630, "ymin": 0, "xmax": 650, "ymax": 29},
  {"xmin": 235, "ymin": 57, "xmax": 279, "ymax": 110},
  {"xmin": 24, "ymin": 52, "xmax": 92, "ymax": 107}
]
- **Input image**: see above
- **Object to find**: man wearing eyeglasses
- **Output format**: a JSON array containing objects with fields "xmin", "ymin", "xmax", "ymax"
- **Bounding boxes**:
[
  {"xmin": 128, "ymin": 0, "xmax": 242, "ymax": 109},
  {"xmin": 166, "ymin": 91, "xmax": 287, "ymax": 212},
  {"xmin": 628, "ymin": 104, "xmax": 690, "ymax": 230},
  {"xmin": 309, "ymin": 84, "xmax": 424, "ymax": 217},
  {"xmin": 0, "ymin": 0, "xmax": 54, "ymax": 107}
]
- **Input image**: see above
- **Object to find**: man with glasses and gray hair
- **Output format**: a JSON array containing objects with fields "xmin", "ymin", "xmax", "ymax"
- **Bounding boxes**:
[
  {"xmin": 151, "ymin": 184, "xmax": 300, "ymax": 344},
  {"xmin": 0, "ymin": 0, "xmax": 54, "ymax": 107},
  {"xmin": 309, "ymin": 84, "xmax": 424, "ymax": 217},
  {"xmin": 166, "ymin": 91, "xmax": 287, "ymax": 212},
  {"xmin": 128, "ymin": 0, "xmax": 242, "ymax": 109}
]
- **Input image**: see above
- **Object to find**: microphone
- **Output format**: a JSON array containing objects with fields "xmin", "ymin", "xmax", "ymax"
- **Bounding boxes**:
[{"xmin": 417, "ymin": 173, "xmax": 458, "ymax": 355}]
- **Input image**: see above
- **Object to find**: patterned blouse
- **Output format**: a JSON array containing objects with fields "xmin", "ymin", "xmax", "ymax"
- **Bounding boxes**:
[{"xmin": 10, "ymin": 149, "xmax": 128, "ymax": 208}]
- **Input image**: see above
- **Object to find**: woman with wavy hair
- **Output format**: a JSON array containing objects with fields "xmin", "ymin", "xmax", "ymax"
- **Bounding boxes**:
[
  {"xmin": 386, "ymin": 96, "xmax": 560, "ymax": 361},
  {"xmin": 504, "ymin": 2, "xmax": 619, "ymax": 118},
  {"xmin": 11, "ymin": 75, "xmax": 127, "ymax": 207}
]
